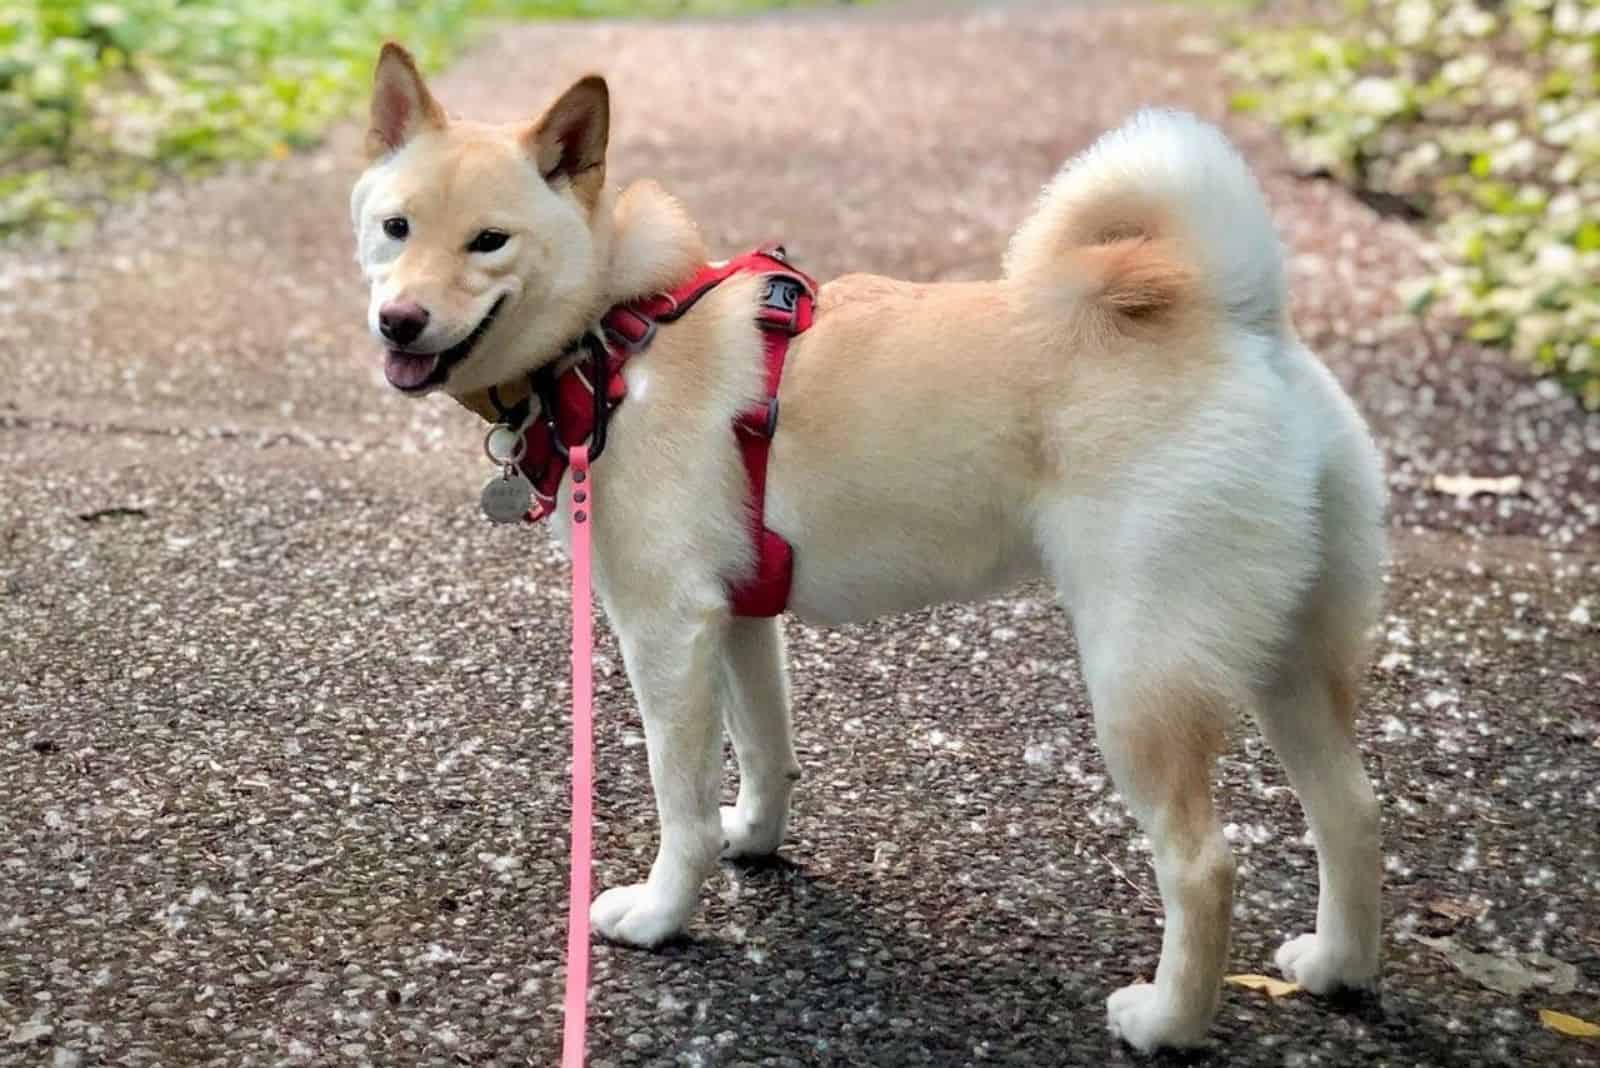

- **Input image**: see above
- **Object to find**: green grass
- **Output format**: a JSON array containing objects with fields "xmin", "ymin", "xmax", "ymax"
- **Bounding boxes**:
[
  {"xmin": 1228, "ymin": 0, "xmax": 1600, "ymax": 409},
  {"xmin": 0, "ymin": 0, "xmax": 822, "ymax": 241}
]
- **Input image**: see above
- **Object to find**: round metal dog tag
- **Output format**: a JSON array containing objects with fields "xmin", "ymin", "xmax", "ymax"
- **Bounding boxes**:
[{"xmin": 480, "ymin": 472, "xmax": 533, "ymax": 524}]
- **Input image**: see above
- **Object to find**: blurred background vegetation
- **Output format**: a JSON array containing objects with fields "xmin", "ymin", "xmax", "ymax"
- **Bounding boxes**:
[
  {"xmin": 1, "ymin": 0, "xmax": 1595, "ymax": 407},
  {"xmin": 1231, "ymin": 0, "xmax": 1598, "ymax": 408},
  {"xmin": 0, "ymin": 0, "xmax": 806, "ymax": 239}
]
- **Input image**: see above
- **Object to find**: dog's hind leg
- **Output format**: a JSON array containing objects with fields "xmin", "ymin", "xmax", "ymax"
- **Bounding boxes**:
[
  {"xmin": 717, "ymin": 616, "xmax": 800, "ymax": 858},
  {"xmin": 1090, "ymin": 672, "xmax": 1236, "ymax": 1052},
  {"xmin": 1255, "ymin": 664, "xmax": 1381, "ymax": 993},
  {"xmin": 591, "ymin": 613, "xmax": 725, "ymax": 947},
  {"xmin": 1256, "ymin": 422, "xmax": 1385, "ymax": 994}
]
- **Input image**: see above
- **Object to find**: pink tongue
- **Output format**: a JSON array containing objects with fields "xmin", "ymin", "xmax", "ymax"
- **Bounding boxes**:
[{"xmin": 384, "ymin": 349, "xmax": 439, "ymax": 390}]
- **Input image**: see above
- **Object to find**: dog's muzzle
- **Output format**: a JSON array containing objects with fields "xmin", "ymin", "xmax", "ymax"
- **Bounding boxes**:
[{"xmin": 384, "ymin": 296, "xmax": 507, "ymax": 393}]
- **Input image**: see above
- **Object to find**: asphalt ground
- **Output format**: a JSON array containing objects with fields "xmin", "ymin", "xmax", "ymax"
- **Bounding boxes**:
[{"xmin": 3, "ymin": 2, "xmax": 1598, "ymax": 1065}]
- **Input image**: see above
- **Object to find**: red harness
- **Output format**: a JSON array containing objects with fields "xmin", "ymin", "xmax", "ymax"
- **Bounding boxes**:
[{"xmin": 500, "ymin": 246, "xmax": 816, "ymax": 617}]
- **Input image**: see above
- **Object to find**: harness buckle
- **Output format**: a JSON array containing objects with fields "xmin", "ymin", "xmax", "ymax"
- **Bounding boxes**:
[
  {"xmin": 757, "ymin": 275, "xmax": 806, "ymax": 334},
  {"xmin": 603, "ymin": 310, "xmax": 657, "ymax": 353}
]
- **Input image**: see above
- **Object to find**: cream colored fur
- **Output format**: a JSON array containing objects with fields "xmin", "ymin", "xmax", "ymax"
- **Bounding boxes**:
[{"xmin": 352, "ymin": 50, "xmax": 1387, "ymax": 1054}]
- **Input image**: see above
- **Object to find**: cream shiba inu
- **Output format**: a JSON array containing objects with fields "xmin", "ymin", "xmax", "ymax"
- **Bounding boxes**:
[{"xmin": 351, "ymin": 42, "xmax": 1387, "ymax": 1052}]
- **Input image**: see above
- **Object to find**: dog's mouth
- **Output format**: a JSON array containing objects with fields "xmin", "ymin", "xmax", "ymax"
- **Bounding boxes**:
[{"xmin": 384, "ymin": 296, "xmax": 507, "ymax": 393}]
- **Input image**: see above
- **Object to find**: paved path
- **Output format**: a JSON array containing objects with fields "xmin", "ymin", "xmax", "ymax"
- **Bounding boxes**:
[{"xmin": 3, "ymin": 2, "xmax": 1597, "ymax": 1065}]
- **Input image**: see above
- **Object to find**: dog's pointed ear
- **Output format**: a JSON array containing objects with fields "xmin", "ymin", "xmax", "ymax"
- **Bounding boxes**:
[
  {"xmin": 367, "ymin": 42, "xmax": 446, "ymax": 160},
  {"xmin": 527, "ymin": 75, "xmax": 609, "ymax": 210}
]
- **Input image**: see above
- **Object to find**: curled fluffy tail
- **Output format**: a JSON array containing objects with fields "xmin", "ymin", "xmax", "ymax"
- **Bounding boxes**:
[{"xmin": 1004, "ymin": 109, "xmax": 1286, "ymax": 336}]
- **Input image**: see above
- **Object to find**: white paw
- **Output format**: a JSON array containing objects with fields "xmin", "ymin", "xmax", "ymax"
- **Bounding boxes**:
[
  {"xmin": 719, "ymin": 805, "xmax": 785, "ymax": 859},
  {"xmin": 1106, "ymin": 983, "xmax": 1209, "ymax": 1053},
  {"xmin": 1275, "ymin": 932, "xmax": 1377, "ymax": 995},
  {"xmin": 590, "ymin": 883, "xmax": 689, "ymax": 948}
]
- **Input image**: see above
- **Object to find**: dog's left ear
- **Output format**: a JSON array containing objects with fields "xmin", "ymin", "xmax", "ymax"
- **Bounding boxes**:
[
  {"xmin": 527, "ymin": 75, "xmax": 609, "ymax": 211},
  {"xmin": 367, "ymin": 42, "xmax": 446, "ymax": 160}
]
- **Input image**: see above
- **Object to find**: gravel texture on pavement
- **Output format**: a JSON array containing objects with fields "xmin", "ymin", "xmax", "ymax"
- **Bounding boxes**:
[{"xmin": 2, "ymin": 2, "xmax": 1598, "ymax": 1066}]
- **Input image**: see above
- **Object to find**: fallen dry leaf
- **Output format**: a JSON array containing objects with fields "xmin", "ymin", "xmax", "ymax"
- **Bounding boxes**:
[
  {"xmin": 1538, "ymin": 1009, "xmax": 1600, "ymax": 1038},
  {"xmin": 1225, "ymin": 974, "xmax": 1301, "ymax": 998},
  {"xmin": 7, "ymin": 1020, "xmax": 52, "ymax": 1045},
  {"xmin": 1427, "ymin": 897, "xmax": 1489, "ymax": 923},
  {"xmin": 1432, "ymin": 473, "xmax": 1524, "ymax": 499},
  {"xmin": 1413, "ymin": 936, "xmax": 1578, "ymax": 996},
  {"xmin": 1421, "ymin": 896, "xmax": 1490, "ymax": 935}
]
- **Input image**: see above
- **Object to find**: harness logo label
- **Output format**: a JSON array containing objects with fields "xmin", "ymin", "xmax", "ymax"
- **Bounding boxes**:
[{"xmin": 762, "ymin": 276, "xmax": 802, "ymax": 314}]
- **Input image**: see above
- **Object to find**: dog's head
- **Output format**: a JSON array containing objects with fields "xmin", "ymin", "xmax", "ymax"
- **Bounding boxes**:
[{"xmin": 350, "ymin": 43, "xmax": 612, "ymax": 397}]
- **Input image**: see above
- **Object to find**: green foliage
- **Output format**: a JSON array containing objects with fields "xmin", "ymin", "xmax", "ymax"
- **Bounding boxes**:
[
  {"xmin": 0, "ymin": 0, "xmax": 812, "ymax": 241},
  {"xmin": 1, "ymin": 0, "xmax": 466, "ymax": 237},
  {"xmin": 1230, "ymin": 0, "xmax": 1600, "ymax": 409}
]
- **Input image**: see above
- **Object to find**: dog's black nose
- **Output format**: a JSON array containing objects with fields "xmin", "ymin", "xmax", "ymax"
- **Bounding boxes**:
[{"xmin": 379, "ymin": 301, "xmax": 429, "ymax": 346}]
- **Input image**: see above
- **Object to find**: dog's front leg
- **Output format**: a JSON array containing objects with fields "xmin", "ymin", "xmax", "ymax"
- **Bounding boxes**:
[
  {"xmin": 718, "ymin": 616, "xmax": 799, "ymax": 858},
  {"xmin": 591, "ymin": 614, "xmax": 723, "ymax": 948}
]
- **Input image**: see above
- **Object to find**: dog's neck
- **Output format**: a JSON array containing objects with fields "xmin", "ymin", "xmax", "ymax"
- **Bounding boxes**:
[{"xmin": 454, "ymin": 181, "xmax": 707, "ymax": 424}]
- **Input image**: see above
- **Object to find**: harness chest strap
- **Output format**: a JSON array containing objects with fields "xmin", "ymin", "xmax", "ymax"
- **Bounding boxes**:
[{"xmin": 500, "ymin": 247, "xmax": 816, "ymax": 617}]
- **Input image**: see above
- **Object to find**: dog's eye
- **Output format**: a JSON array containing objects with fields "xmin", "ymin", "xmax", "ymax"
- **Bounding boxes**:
[
  {"xmin": 383, "ymin": 217, "xmax": 409, "ymax": 241},
  {"xmin": 468, "ymin": 229, "xmax": 509, "ymax": 254}
]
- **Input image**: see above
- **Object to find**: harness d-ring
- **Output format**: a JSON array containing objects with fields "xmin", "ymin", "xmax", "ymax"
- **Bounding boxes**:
[
  {"xmin": 582, "ymin": 333, "xmax": 610, "ymax": 463},
  {"xmin": 538, "ymin": 333, "xmax": 613, "ymax": 464},
  {"xmin": 537, "ymin": 371, "xmax": 568, "ymax": 463}
]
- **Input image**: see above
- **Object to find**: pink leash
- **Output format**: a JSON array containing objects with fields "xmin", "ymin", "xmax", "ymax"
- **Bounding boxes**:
[{"xmin": 561, "ymin": 444, "xmax": 595, "ymax": 1068}]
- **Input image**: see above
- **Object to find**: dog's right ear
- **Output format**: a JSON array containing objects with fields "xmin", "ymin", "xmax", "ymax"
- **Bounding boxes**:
[{"xmin": 367, "ymin": 42, "xmax": 446, "ymax": 161}]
